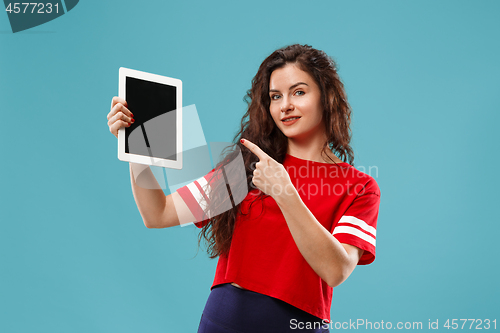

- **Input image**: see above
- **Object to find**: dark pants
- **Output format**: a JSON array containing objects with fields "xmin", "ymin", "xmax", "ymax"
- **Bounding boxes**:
[{"xmin": 197, "ymin": 283, "xmax": 329, "ymax": 333}]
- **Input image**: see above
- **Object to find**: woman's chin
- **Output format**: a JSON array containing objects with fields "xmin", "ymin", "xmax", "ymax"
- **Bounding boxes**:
[
  {"xmin": 283, "ymin": 131, "xmax": 307, "ymax": 141},
  {"xmin": 282, "ymin": 127, "xmax": 323, "ymax": 143}
]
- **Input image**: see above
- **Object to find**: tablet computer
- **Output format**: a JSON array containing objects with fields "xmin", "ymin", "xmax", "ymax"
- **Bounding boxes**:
[{"xmin": 118, "ymin": 67, "xmax": 182, "ymax": 169}]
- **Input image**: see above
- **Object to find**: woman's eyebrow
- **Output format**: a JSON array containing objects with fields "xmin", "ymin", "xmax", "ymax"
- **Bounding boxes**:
[{"xmin": 269, "ymin": 82, "xmax": 309, "ymax": 93}]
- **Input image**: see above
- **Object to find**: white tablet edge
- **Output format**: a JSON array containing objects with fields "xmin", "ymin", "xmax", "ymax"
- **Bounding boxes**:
[{"xmin": 117, "ymin": 67, "xmax": 183, "ymax": 170}]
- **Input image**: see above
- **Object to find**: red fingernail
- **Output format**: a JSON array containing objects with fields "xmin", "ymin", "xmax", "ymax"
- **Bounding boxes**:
[
  {"xmin": 240, "ymin": 139, "xmax": 244, "ymax": 143},
  {"xmin": 131, "ymin": 119, "xmax": 135, "ymax": 123}
]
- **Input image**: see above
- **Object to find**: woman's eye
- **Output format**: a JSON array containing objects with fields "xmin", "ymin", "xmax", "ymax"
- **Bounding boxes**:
[
  {"xmin": 295, "ymin": 90, "xmax": 305, "ymax": 96},
  {"xmin": 271, "ymin": 94, "xmax": 281, "ymax": 100}
]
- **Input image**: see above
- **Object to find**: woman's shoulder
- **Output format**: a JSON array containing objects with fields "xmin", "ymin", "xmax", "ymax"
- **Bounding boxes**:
[{"xmin": 348, "ymin": 166, "xmax": 380, "ymax": 196}]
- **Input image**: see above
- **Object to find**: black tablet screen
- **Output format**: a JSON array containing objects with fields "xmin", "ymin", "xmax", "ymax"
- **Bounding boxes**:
[{"xmin": 125, "ymin": 77, "xmax": 177, "ymax": 161}]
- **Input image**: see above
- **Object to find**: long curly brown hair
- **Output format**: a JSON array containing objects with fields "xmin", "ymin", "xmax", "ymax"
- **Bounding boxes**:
[{"xmin": 197, "ymin": 44, "xmax": 354, "ymax": 259}]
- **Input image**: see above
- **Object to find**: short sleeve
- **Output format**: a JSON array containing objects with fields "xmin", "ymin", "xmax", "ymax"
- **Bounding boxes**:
[
  {"xmin": 176, "ymin": 167, "xmax": 236, "ymax": 229},
  {"xmin": 332, "ymin": 180, "xmax": 380, "ymax": 265},
  {"xmin": 176, "ymin": 169, "xmax": 216, "ymax": 228},
  {"xmin": 176, "ymin": 154, "xmax": 248, "ymax": 229}
]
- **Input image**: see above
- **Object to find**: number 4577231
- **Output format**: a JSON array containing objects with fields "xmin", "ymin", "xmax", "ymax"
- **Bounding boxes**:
[{"xmin": 5, "ymin": 3, "xmax": 59, "ymax": 14}]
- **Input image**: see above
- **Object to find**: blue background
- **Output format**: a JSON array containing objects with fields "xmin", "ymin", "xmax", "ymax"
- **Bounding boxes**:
[{"xmin": 1, "ymin": 1, "xmax": 499, "ymax": 332}]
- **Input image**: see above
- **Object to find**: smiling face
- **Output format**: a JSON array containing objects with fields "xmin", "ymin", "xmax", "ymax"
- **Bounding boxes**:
[{"xmin": 268, "ymin": 63, "xmax": 325, "ymax": 143}]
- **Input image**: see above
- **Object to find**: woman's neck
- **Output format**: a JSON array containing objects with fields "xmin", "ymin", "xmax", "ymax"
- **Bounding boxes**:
[{"xmin": 286, "ymin": 136, "xmax": 342, "ymax": 164}]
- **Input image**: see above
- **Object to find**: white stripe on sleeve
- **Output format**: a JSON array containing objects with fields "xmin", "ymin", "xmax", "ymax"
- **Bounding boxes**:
[
  {"xmin": 186, "ymin": 182, "xmax": 208, "ymax": 212},
  {"xmin": 196, "ymin": 176, "xmax": 210, "ymax": 198},
  {"xmin": 339, "ymin": 215, "xmax": 376, "ymax": 237},
  {"xmin": 333, "ymin": 226, "xmax": 376, "ymax": 247}
]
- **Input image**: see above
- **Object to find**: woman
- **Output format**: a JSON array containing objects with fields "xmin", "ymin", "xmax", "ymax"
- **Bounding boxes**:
[{"xmin": 107, "ymin": 44, "xmax": 380, "ymax": 332}]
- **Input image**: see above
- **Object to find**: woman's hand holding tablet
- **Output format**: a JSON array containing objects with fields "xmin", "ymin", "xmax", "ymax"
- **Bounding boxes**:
[{"xmin": 107, "ymin": 96, "xmax": 134, "ymax": 138}]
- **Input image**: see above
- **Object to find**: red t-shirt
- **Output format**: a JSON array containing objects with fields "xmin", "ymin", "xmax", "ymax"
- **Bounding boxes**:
[{"xmin": 177, "ymin": 153, "xmax": 380, "ymax": 322}]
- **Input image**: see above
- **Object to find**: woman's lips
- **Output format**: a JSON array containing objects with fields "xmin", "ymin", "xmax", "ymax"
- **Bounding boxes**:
[{"xmin": 282, "ymin": 117, "xmax": 300, "ymax": 126}]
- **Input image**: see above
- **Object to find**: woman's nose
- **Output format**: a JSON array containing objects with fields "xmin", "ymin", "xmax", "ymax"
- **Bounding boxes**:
[{"xmin": 280, "ymin": 97, "xmax": 294, "ymax": 113}]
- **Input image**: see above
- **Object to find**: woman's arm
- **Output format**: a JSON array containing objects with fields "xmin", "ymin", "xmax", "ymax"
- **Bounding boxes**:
[
  {"xmin": 274, "ymin": 191, "xmax": 363, "ymax": 287},
  {"xmin": 130, "ymin": 163, "xmax": 197, "ymax": 228}
]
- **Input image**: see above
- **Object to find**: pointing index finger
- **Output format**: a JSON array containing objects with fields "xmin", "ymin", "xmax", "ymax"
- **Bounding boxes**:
[{"xmin": 240, "ymin": 139, "xmax": 269, "ymax": 161}]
